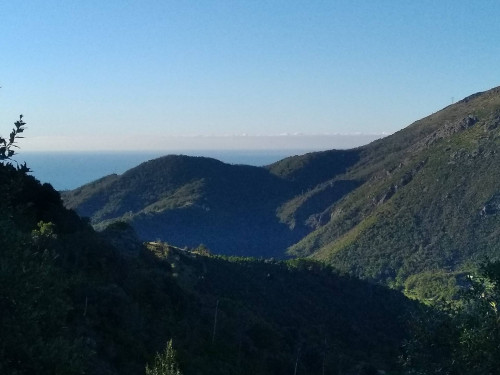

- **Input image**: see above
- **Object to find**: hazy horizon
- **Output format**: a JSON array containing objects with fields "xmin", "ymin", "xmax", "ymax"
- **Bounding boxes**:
[
  {"xmin": 2, "ymin": 1, "xmax": 499, "ymax": 151},
  {"xmin": 20, "ymin": 133, "xmax": 384, "ymax": 152}
]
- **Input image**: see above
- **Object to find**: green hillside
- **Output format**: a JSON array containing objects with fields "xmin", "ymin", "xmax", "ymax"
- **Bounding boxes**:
[
  {"xmin": 1, "ymin": 162, "xmax": 416, "ymax": 374},
  {"xmin": 63, "ymin": 152, "xmax": 362, "ymax": 258},
  {"xmin": 289, "ymin": 87, "xmax": 500, "ymax": 286},
  {"xmin": 63, "ymin": 155, "xmax": 299, "ymax": 257},
  {"xmin": 63, "ymin": 86, "xmax": 500, "ymax": 290}
]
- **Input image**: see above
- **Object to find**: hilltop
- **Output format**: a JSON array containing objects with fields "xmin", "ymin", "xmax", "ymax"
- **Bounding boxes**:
[{"xmin": 62, "ymin": 152, "xmax": 358, "ymax": 257}]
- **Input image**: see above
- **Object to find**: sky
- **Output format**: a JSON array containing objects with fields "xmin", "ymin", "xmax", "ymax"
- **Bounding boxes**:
[{"xmin": 1, "ymin": 0, "xmax": 500, "ymax": 151}]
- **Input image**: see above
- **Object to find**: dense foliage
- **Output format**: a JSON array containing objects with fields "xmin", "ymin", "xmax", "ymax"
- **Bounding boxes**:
[
  {"xmin": 2, "ymin": 160, "xmax": 416, "ymax": 374},
  {"xmin": 62, "ymin": 155, "xmax": 303, "ymax": 257},
  {"xmin": 402, "ymin": 263, "xmax": 500, "ymax": 374},
  {"xmin": 6, "ymin": 157, "xmax": 500, "ymax": 373},
  {"xmin": 289, "ymin": 87, "xmax": 500, "ymax": 287},
  {"xmin": 0, "ymin": 162, "xmax": 90, "ymax": 374},
  {"xmin": 62, "ymin": 148, "xmax": 363, "ymax": 258}
]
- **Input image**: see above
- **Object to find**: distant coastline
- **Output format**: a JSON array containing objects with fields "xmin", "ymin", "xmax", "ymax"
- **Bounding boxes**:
[{"xmin": 19, "ymin": 150, "xmax": 315, "ymax": 191}]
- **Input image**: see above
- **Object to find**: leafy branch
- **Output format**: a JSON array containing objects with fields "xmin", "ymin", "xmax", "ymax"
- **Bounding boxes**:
[{"xmin": 0, "ymin": 115, "xmax": 26, "ymax": 161}]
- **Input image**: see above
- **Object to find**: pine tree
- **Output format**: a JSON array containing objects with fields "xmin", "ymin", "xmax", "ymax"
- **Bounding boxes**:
[{"xmin": 145, "ymin": 339, "xmax": 183, "ymax": 375}]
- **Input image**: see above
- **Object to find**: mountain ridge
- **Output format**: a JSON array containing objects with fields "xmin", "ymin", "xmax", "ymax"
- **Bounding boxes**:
[
  {"xmin": 63, "ymin": 85, "xmax": 500, "ymax": 286},
  {"xmin": 292, "ymin": 86, "xmax": 500, "ymax": 283}
]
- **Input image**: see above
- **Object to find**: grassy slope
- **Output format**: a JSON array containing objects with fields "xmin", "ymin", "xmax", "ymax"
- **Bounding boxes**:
[
  {"xmin": 282, "ymin": 88, "xmax": 500, "ymax": 241},
  {"xmin": 290, "ymin": 87, "xmax": 500, "ymax": 285}
]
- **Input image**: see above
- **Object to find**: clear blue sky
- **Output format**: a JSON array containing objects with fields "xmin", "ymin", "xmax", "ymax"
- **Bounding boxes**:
[{"xmin": 1, "ymin": 0, "xmax": 499, "ymax": 150}]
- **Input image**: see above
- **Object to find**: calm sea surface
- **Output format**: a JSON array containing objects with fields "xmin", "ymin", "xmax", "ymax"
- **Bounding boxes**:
[{"xmin": 18, "ymin": 150, "xmax": 312, "ymax": 191}]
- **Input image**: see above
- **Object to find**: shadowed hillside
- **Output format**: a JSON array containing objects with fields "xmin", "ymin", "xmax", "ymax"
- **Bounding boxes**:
[
  {"xmin": 1, "ymin": 162, "xmax": 417, "ymax": 374},
  {"xmin": 63, "ymin": 153, "xmax": 360, "ymax": 257}
]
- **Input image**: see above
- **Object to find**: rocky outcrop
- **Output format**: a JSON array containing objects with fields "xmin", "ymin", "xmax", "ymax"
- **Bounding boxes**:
[
  {"xmin": 481, "ymin": 193, "xmax": 500, "ymax": 216},
  {"xmin": 376, "ymin": 160, "xmax": 426, "ymax": 205},
  {"xmin": 412, "ymin": 115, "xmax": 478, "ymax": 153}
]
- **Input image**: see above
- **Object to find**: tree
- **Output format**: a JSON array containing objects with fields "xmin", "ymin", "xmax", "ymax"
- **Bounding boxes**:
[
  {"xmin": 0, "ymin": 216, "xmax": 88, "ymax": 374},
  {"xmin": 402, "ymin": 262, "xmax": 500, "ymax": 374},
  {"xmin": 0, "ymin": 116, "xmax": 90, "ymax": 374},
  {"xmin": 0, "ymin": 115, "xmax": 26, "ymax": 161},
  {"xmin": 145, "ymin": 339, "xmax": 183, "ymax": 375}
]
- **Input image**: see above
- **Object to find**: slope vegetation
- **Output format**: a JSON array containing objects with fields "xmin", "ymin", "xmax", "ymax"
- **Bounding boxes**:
[
  {"xmin": 63, "ymin": 153, "xmax": 358, "ymax": 257},
  {"xmin": 64, "ymin": 86, "xmax": 500, "ymax": 288},
  {"xmin": 290, "ymin": 86, "xmax": 500, "ymax": 284},
  {"xmin": 1, "ymin": 163, "xmax": 416, "ymax": 374}
]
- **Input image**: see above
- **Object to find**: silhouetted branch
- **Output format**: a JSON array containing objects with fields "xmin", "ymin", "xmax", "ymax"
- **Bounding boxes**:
[{"xmin": 0, "ymin": 115, "xmax": 26, "ymax": 161}]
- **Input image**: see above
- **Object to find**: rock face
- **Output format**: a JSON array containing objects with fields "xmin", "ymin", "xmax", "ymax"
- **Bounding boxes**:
[
  {"xmin": 410, "ymin": 114, "xmax": 479, "ymax": 153},
  {"xmin": 376, "ymin": 160, "xmax": 426, "ymax": 205},
  {"xmin": 481, "ymin": 193, "xmax": 500, "ymax": 216}
]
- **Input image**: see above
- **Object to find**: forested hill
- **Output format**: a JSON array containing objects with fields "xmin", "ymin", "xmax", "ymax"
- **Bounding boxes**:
[
  {"xmin": 1, "ymin": 162, "xmax": 416, "ymax": 374},
  {"xmin": 64, "ymin": 86, "xmax": 500, "ymax": 289},
  {"xmin": 62, "ymin": 153, "xmax": 359, "ymax": 258}
]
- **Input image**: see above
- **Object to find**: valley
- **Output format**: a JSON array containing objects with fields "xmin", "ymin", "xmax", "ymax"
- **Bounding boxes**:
[
  {"xmin": 3, "ymin": 86, "xmax": 500, "ymax": 374},
  {"xmin": 64, "ymin": 86, "xmax": 500, "ymax": 289}
]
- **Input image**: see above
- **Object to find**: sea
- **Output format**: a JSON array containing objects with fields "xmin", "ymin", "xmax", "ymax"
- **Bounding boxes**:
[{"xmin": 17, "ymin": 150, "xmax": 314, "ymax": 191}]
